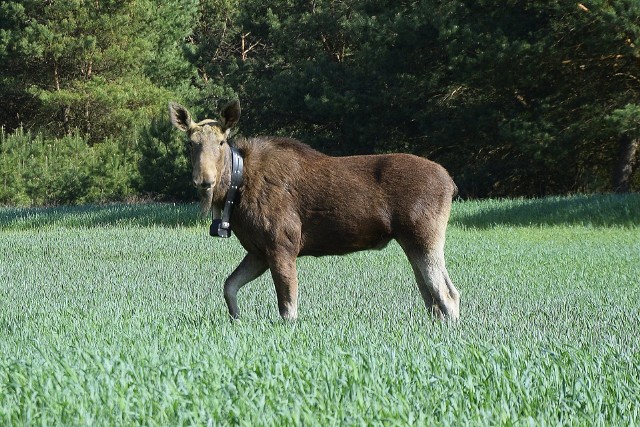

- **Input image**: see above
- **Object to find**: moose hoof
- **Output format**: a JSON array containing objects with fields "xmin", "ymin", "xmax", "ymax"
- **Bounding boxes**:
[{"xmin": 279, "ymin": 310, "xmax": 298, "ymax": 322}]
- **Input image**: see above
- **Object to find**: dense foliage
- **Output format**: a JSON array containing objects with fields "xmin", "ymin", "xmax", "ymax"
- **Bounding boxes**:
[
  {"xmin": 1, "ymin": 0, "xmax": 639, "ymax": 204},
  {"xmin": 0, "ymin": 128, "xmax": 138, "ymax": 205}
]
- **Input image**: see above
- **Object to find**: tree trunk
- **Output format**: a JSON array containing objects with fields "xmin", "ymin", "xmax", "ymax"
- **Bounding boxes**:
[
  {"xmin": 85, "ymin": 61, "xmax": 92, "ymax": 136},
  {"xmin": 54, "ymin": 61, "xmax": 71, "ymax": 135},
  {"xmin": 613, "ymin": 134, "xmax": 639, "ymax": 193}
]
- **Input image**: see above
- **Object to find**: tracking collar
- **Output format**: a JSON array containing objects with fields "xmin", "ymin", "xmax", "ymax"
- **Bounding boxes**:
[{"xmin": 210, "ymin": 146, "xmax": 243, "ymax": 238}]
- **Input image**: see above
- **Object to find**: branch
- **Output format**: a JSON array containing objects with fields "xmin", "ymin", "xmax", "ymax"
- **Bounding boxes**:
[{"xmin": 613, "ymin": 73, "xmax": 640, "ymax": 85}]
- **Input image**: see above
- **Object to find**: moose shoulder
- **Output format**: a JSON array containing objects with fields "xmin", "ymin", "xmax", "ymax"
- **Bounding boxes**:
[{"xmin": 169, "ymin": 100, "xmax": 460, "ymax": 321}]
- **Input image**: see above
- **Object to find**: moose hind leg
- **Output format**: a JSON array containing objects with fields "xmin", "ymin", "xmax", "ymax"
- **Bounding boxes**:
[
  {"xmin": 404, "ymin": 246, "xmax": 460, "ymax": 320},
  {"xmin": 409, "ymin": 264, "xmax": 445, "ymax": 320},
  {"xmin": 224, "ymin": 252, "xmax": 268, "ymax": 320}
]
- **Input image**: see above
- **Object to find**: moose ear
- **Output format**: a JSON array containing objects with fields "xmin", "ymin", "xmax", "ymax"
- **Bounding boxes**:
[
  {"xmin": 168, "ymin": 102, "xmax": 193, "ymax": 132},
  {"xmin": 220, "ymin": 99, "xmax": 241, "ymax": 130}
]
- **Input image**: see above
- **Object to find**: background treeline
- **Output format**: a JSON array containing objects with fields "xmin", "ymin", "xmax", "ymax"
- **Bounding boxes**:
[{"xmin": 1, "ymin": 0, "xmax": 639, "ymax": 205}]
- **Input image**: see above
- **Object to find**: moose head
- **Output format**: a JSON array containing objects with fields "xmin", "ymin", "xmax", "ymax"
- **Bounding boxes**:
[{"xmin": 168, "ymin": 100, "xmax": 241, "ymax": 213}]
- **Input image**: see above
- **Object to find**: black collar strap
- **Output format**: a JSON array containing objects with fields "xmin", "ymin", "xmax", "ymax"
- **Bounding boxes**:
[{"xmin": 210, "ymin": 146, "xmax": 243, "ymax": 238}]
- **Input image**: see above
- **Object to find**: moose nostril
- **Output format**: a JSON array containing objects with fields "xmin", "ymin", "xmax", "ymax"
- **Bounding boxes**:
[
  {"xmin": 192, "ymin": 179, "xmax": 208, "ymax": 188},
  {"xmin": 193, "ymin": 175, "xmax": 214, "ymax": 188}
]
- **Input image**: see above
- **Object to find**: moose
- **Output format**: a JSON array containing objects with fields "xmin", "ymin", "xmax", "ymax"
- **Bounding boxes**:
[{"xmin": 169, "ymin": 100, "xmax": 460, "ymax": 321}]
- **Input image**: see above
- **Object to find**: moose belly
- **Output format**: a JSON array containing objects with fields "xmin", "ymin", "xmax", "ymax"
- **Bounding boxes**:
[{"xmin": 298, "ymin": 207, "xmax": 392, "ymax": 257}]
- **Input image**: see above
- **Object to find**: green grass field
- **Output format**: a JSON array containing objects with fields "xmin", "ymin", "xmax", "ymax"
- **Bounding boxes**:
[{"xmin": 1, "ymin": 194, "xmax": 639, "ymax": 425}]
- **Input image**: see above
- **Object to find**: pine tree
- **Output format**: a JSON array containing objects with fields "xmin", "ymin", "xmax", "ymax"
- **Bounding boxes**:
[
  {"xmin": 0, "ymin": 0, "xmax": 198, "ymax": 142},
  {"xmin": 435, "ymin": 0, "xmax": 640, "ymax": 195}
]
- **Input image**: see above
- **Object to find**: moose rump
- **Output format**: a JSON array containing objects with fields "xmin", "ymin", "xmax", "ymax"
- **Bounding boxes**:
[{"xmin": 169, "ymin": 101, "xmax": 460, "ymax": 321}]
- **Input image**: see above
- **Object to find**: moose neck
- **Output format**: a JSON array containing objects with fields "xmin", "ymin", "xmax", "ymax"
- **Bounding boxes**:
[
  {"xmin": 210, "ymin": 144, "xmax": 244, "ymax": 238},
  {"xmin": 213, "ymin": 144, "xmax": 244, "ymax": 208},
  {"xmin": 212, "ymin": 144, "xmax": 234, "ymax": 207}
]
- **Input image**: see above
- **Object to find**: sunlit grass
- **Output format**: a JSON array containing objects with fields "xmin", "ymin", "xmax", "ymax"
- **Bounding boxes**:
[{"xmin": 1, "ymin": 194, "xmax": 639, "ymax": 425}]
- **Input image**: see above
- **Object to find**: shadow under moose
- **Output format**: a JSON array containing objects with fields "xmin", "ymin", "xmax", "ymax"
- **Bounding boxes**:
[{"xmin": 168, "ymin": 100, "xmax": 460, "ymax": 321}]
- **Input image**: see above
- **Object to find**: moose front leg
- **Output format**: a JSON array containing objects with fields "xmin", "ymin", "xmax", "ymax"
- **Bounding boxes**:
[
  {"xmin": 224, "ymin": 252, "xmax": 268, "ymax": 320},
  {"xmin": 268, "ymin": 254, "xmax": 299, "ymax": 321}
]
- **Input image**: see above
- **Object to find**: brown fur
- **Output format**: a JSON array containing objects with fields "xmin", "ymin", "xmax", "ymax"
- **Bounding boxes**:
[{"xmin": 169, "ymin": 101, "xmax": 460, "ymax": 321}]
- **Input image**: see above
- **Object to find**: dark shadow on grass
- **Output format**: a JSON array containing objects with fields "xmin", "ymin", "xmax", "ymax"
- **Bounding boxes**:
[
  {"xmin": 451, "ymin": 193, "xmax": 640, "ymax": 228},
  {"xmin": 0, "ymin": 203, "xmax": 205, "ymax": 230},
  {"xmin": 3, "ymin": 193, "xmax": 639, "ymax": 231}
]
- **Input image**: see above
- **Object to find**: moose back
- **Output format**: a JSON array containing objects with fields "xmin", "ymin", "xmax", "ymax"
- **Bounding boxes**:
[{"xmin": 169, "ymin": 100, "xmax": 460, "ymax": 321}]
